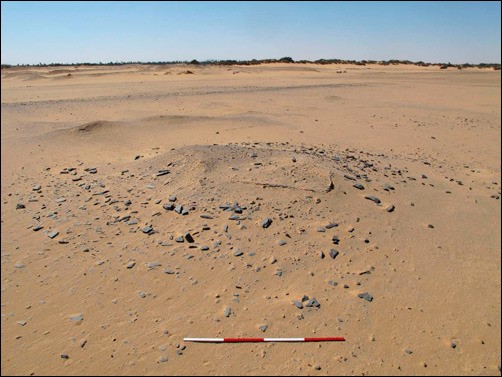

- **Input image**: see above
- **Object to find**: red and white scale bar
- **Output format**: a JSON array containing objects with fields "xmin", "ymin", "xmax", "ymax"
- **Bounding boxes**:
[{"xmin": 184, "ymin": 337, "xmax": 345, "ymax": 343}]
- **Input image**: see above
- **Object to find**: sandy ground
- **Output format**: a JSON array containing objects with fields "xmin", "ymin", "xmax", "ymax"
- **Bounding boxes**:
[{"xmin": 1, "ymin": 63, "xmax": 500, "ymax": 376}]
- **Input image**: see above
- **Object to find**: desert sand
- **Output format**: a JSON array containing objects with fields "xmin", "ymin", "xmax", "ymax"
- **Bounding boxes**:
[{"xmin": 1, "ymin": 63, "xmax": 500, "ymax": 376}]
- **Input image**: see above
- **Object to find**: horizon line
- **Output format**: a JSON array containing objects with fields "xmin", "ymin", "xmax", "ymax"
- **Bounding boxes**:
[{"xmin": 2, "ymin": 57, "xmax": 501, "ymax": 68}]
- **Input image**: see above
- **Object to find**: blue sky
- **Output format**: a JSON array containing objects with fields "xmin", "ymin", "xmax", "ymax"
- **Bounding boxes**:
[{"xmin": 1, "ymin": 1, "xmax": 500, "ymax": 64}]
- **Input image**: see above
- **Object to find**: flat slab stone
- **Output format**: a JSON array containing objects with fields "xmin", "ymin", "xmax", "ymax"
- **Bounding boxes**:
[
  {"xmin": 163, "ymin": 203, "xmax": 175, "ymax": 211},
  {"xmin": 233, "ymin": 249, "xmax": 244, "ymax": 257},
  {"xmin": 47, "ymin": 231, "xmax": 59, "ymax": 239},
  {"xmin": 365, "ymin": 195, "xmax": 381, "ymax": 204},
  {"xmin": 293, "ymin": 300, "xmax": 304, "ymax": 309},
  {"xmin": 143, "ymin": 226, "xmax": 153, "ymax": 234},
  {"xmin": 69, "ymin": 313, "xmax": 84, "ymax": 322},
  {"xmin": 358, "ymin": 292, "xmax": 373, "ymax": 302}
]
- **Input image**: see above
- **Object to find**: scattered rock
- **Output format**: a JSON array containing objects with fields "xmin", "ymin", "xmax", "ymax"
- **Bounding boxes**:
[
  {"xmin": 329, "ymin": 249, "xmax": 339, "ymax": 259},
  {"xmin": 143, "ymin": 226, "xmax": 154, "ymax": 234},
  {"xmin": 293, "ymin": 301, "xmax": 304, "ymax": 309},
  {"xmin": 156, "ymin": 170, "xmax": 170, "ymax": 177},
  {"xmin": 233, "ymin": 249, "xmax": 244, "ymax": 257},
  {"xmin": 260, "ymin": 218, "xmax": 272, "ymax": 228},
  {"xmin": 306, "ymin": 298, "xmax": 320, "ymax": 308},
  {"xmin": 386, "ymin": 204, "xmax": 395, "ymax": 212},
  {"xmin": 147, "ymin": 262, "xmax": 161, "ymax": 270},
  {"xmin": 357, "ymin": 292, "xmax": 373, "ymax": 302},
  {"xmin": 365, "ymin": 196, "xmax": 381, "ymax": 204},
  {"xmin": 69, "ymin": 313, "xmax": 84, "ymax": 322},
  {"xmin": 163, "ymin": 203, "xmax": 175, "ymax": 211},
  {"xmin": 47, "ymin": 231, "xmax": 59, "ymax": 239}
]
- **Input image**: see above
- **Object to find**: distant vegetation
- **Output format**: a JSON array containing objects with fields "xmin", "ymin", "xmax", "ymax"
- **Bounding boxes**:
[{"xmin": 1, "ymin": 58, "xmax": 500, "ymax": 70}]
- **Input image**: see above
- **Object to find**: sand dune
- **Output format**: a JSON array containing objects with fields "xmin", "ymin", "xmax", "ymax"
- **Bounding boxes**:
[{"xmin": 1, "ymin": 63, "xmax": 500, "ymax": 376}]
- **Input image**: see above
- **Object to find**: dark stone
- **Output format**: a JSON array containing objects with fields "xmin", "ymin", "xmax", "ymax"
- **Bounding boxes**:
[
  {"xmin": 386, "ymin": 204, "xmax": 395, "ymax": 212},
  {"xmin": 163, "ymin": 203, "xmax": 175, "ymax": 211},
  {"xmin": 365, "ymin": 195, "xmax": 381, "ymax": 204},
  {"xmin": 357, "ymin": 292, "xmax": 373, "ymax": 302},
  {"xmin": 306, "ymin": 298, "xmax": 320, "ymax": 308},
  {"xmin": 184, "ymin": 233, "xmax": 194, "ymax": 243},
  {"xmin": 329, "ymin": 249, "xmax": 339, "ymax": 259},
  {"xmin": 260, "ymin": 218, "xmax": 272, "ymax": 228},
  {"xmin": 353, "ymin": 183, "xmax": 365, "ymax": 190},
  {"xmin": 142, "ymin": 226, "xmax": 153, "ymax": 234},
  {"xmin": 233, "ymin": 249, "xmax": 244, "ymax": 257}
]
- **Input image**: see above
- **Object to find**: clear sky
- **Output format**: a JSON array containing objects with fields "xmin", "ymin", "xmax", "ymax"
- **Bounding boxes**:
[{"xmin": 1, "ymin": 1, "xmax": 500, "ymax": 65}]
